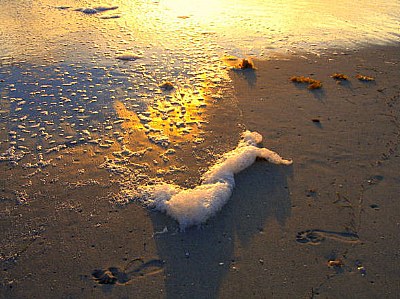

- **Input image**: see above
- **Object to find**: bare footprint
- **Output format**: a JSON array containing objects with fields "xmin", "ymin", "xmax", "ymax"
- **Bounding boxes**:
[
  {"xmin": 92, "ymin": 258, "xmax": 164, "ymax": 285},
  {"xmin": 296, "ymin": 230, "xmax": 325, "ymax": 245},
  {"xmin": 296, "ymin": 229, "xmax": 359, "ymax": 245}
]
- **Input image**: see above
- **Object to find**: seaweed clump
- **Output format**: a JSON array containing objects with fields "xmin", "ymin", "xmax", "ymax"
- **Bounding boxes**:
[
  {"xmin": 331, "ymin": 73, "xmax": 348, "ymax": 80},
  {"xmin": 238, "ymin": 58, "xmax": 255, "ymax": 70},
  {"xmin": 355, "ymin": 74, "xmax": 375, "ymax": 81},
  {"xmin": 290, "ymin": 76, "xmax": 322, "ymax": 90}
]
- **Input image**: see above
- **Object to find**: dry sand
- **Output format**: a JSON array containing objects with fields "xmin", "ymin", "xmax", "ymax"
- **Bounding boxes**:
[{"xmin": 1, "ymin": 45, "xmax": 399, "ymax": 298}]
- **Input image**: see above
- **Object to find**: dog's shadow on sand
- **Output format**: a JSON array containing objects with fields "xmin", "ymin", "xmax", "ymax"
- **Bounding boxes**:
[{"xmin": 150, "ymin": 161, "xmax": 292, "ymax": 298}]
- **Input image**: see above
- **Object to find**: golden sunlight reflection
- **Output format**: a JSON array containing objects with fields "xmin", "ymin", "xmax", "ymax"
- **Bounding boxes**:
[
  {"xmin": 114, "ymin": 82, "xmax": 213, "ymax": 149},
  {"xmin": 1, "ymin": 0, "xmax": 399, "ymax": 170},
  {"xmin": 1, "ymin": 0, "xmax": 399, "ymax": 60},
  {"xmin": 157, "ymin": 0, "xmax": 227, "ymax": 19},
  {"xmin": 127, "ymin": 0, "xmax": 400, "ymax": 54}
]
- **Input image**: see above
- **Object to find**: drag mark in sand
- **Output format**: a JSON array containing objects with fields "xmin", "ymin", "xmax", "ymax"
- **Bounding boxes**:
[
  {"xmin": 137, "ymin": 131, "xmax": 292, "ymax": 230},
  {"xmin": 296, "ymin": 229, "xmax": 360, "ymax": 245}
]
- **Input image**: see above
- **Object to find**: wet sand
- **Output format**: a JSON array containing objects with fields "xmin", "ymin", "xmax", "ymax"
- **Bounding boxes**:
[{"xmin": 1, "ymin": 44, "xmax": 399, "ymax": 298}]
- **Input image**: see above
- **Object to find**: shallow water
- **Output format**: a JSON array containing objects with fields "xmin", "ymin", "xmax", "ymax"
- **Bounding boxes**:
[
  {"xmin": 1, "ymin": 0, "xmax": 399, "ymax": 58},
  {"xmin": 0, "ymin": 0, "xmax": 399, "ymax": 211}
]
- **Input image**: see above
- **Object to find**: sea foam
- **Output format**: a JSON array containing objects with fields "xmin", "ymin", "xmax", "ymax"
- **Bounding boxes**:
[{"xmin": 138, "ymin": 131, "xmax": 292, "ymax": 230}]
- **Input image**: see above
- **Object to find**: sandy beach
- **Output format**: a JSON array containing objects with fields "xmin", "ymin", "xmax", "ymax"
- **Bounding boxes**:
[
  {"xmin": 222, "ymin": 45, "xmax": 400, "ymax": 298},
  {"xmin": 1, "ymin": 43, "xmax": 399, "ymax": 298}
]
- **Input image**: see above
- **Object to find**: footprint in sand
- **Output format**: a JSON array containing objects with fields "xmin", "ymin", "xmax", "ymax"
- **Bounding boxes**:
[
  {"xmin": 296, "ymin": 229, "xmax": 360, "ymax": 245},
  {"xmin": 92, "ymin": 258, "xmax": 164, "ymax": 285}
]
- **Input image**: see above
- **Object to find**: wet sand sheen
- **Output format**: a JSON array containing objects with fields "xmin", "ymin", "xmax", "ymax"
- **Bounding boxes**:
[
  {"xmin": 1, "ymin": 45, "xmax": 399, "ymax": 298},
  {"xmin": 0, "ymin": 0, "xmax": 400, "ymax": 298}
]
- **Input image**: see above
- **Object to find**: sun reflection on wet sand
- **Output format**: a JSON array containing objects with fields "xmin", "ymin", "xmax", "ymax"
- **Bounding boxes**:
[
  {"xmin": 114, "ymin": 79, "xmax": 215, "ymax": 149},
  {"xmin": 0, "ymin": 1, "xmax": 399, "ymax": 298},
  {"xmin": 119, "ymin": 0, "xmax": 400, "ymax": 55},
  {"xmin": 0, "ymin": 0, "xmax": 398, "ymax": 208},
  {"xmin": 1, "ymin": 0, "xmax": 399, "ymax": 61}
]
